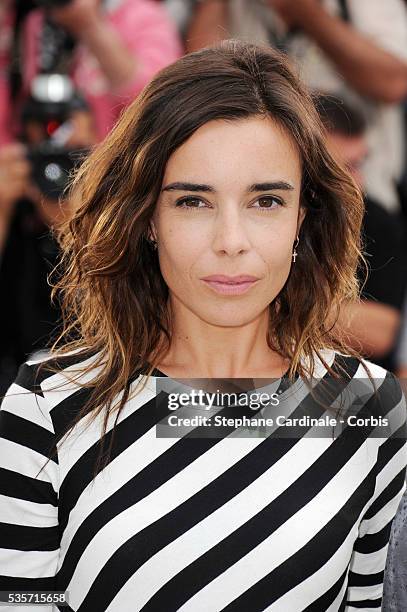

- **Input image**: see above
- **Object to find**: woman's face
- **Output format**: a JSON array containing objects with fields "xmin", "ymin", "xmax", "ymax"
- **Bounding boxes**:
[{"xmin": 152, "ymin": 116, "xmax": 306, "ymax": 327}]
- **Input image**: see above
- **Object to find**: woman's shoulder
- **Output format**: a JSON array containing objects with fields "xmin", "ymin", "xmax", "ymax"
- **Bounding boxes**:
[
  {"xmin": 317, "ymin": 348, "xmax": 397, "ymax": 380},
  {"xmin": 2, "ymin": 348, "xmax": 103, "ymax": 413},
  {"xmin": 325, "ymin": 351, "xmax": 406, "ymax": 438},
  {"xmin": 311, "ymin": 349, "xmax": 405, "ymax": 418},
  {"xmin": 0, "ymin": 349, "xmax": 107, "ymax": 453}
]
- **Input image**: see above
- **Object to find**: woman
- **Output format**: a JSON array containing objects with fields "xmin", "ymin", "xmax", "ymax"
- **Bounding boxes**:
[{"xmin": 0, "ymin": 40, "xmax": 406, "ymax": 611}]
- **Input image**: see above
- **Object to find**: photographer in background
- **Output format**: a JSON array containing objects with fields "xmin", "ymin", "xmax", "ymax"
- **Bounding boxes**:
[
  {"xmin": 317, "ymin": 94, "xmax": 407, "ymax": 372},
  {"xmin": 0, "ymin": 77, "xmax": 97, "ymax": 396},
  {"xmin": 1, "ymin": 0, "xmax": 183, "ymax": 144},
  {"xmin": 0, "ymin": 74, "xmax": 96, "ymax": 254},
  {"xmin": 0, "ymin": 0, "xmax": 183, "ymax": 394},
  {"xmin": 27, "ymin": 0, "xmax": 183, "ymax": 140}
]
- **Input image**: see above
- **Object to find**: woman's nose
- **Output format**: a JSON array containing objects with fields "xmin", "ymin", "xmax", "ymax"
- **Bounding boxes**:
[{"xmin": 211, "ymin": 207, "xmax": 252, "ymax": 256}]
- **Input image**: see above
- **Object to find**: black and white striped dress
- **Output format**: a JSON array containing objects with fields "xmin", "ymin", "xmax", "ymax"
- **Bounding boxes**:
[{"xmin": 0, "ymin": 349, "xmax": 406, "ymax": 611}]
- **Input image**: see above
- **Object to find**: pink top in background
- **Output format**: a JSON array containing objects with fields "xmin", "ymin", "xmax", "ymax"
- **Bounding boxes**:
[{"xmin": 1, "ymin": 0, "xmax": 183, "ymax": 144}]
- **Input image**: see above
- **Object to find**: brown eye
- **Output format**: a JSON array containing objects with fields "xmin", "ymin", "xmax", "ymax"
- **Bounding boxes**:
[
  {"xmin": 175, "ymin": 197, "xmax": 207, "ymax": 210},
  {"xmin": 253, "ymin": 196, "xmax": 283, "ymax": 210}
]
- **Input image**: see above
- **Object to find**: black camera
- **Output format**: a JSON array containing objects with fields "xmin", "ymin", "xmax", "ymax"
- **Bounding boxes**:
[{"xmin": 21, "ymin": 74, "xmax": 90, "ymax": 199}]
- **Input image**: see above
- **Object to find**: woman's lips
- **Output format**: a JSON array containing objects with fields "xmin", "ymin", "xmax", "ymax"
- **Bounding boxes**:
[{"xmin": 201, "ymin": 279, "xmax": 258, "ymax": 295}]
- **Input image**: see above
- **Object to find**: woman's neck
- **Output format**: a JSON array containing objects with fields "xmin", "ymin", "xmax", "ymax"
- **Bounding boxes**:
[
  {"xmin": 154, "ymin": 353, "xmax": 291, "ymax": 380},
  {"xmin": 153, "ymin": 307, "xmax": 290, "ymax": 379}
]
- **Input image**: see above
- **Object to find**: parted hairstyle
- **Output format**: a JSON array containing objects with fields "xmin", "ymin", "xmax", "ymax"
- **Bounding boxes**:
[{"xmin": 34, "ymin": 39, "xmax": 374, "ymax": 478}]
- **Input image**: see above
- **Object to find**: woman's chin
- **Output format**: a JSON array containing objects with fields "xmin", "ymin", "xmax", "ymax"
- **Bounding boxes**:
[{"xmin": 194, "ymin": 305, "xmax": 264, "ymax": 328}]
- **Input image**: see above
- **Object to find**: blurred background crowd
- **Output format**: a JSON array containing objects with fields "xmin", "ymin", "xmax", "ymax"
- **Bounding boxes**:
[{"xmin": 2, "ymin": 0, "xmax": 407, "ymax": 395}]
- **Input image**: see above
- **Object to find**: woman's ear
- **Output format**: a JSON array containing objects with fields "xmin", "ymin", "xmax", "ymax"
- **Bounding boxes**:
[{"xmin": 297, "ymin": 204, "xmax": 307, "ymax": 234}]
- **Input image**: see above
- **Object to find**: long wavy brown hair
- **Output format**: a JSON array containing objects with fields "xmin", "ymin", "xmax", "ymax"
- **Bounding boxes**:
[{"xmin": 35, "ymin": 39, "xmax": 373, "ymax": 478}]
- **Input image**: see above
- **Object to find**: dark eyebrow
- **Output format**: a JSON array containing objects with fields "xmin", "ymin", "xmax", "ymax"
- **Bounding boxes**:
[
  {"xmin": 161, "ymin": 182, "xmax": 215, "ymax": 193},
  {"xmin": 248, "ymin": 182, "xmax": 294, "ymax": 192},
  {"xmin": 161, "ymin": 181, "xmax": 295, "ymax": 193}
]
